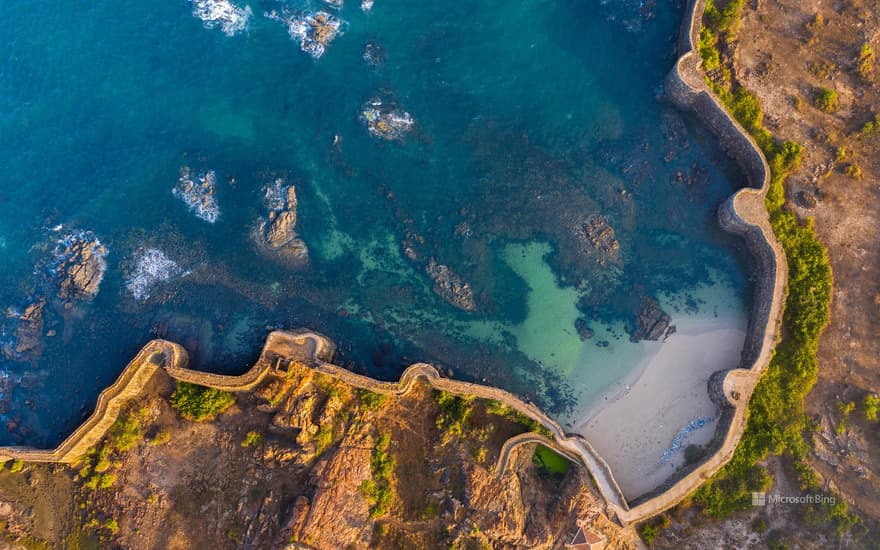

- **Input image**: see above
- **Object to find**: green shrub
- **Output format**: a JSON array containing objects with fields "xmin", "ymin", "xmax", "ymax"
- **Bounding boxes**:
[
  {"xmin": 170, "ymin": 382, "xmax": 235, "ymax": 421},
  {"xmin": 8, "ymin": 460, "xmax": 24, "ymax": 473},
  {"xmin": 844, "ymin": 163, "xmax": 863, "ymax": 179},
  {"xmin": 108, "ymin": 414, "xmax": 141, "ymax": 452},
  {"xmin": 314, "ymin": 424, "xmax": 335, "ymax": 455},
  {"xmin": 858, "ymin": 43, "xmax": 875, "ymax": 81},
  {"xmin": 814, "ymin": 87, "xmax": 839, "ymax": 113},
  {"xmin": 241, "ymin": 431, "xmax": 264, "ymax": 448},
  {"xmin": 863, "ymin": 394, "xmax": 879, "ymax": 422},
  {"xmin": 698, "ymin": 28, "xmax": 721, "ymax": 72},
  {"xmin": 433, "ymin": 391, "xmax": 473, "ymax": 439},
  {"xmin": 149, "ymin": 429, "xmax": 171, "ymax": 446},
  {"xmin": 103, "ymin": 519, "xmax": 119, "ymax": 534},
  {"xmin": 355, "ymin": 388, "xmax": 387, "ymax": 411}
]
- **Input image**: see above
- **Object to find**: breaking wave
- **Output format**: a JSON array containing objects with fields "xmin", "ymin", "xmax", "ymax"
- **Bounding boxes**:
[
  {"xmin": 126, "ymin": 248, "xmax": 187, "ymax": 302},
  {"xmin": 190, "ymin": 0, "xmax": 253, "ymax": 36}
]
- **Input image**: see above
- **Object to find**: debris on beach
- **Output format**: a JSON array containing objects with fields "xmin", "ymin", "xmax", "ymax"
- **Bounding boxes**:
[
  {"xmin": 52, "ymin": 230, "xmax": 108, "ymax": 303},
  {"xmin": 173, "ymin": 167, "xmax": 220, "ymax": 223},
  {"xmin": 253, "ymin": 178, "xmax": 309, "ymax": 266},
  {"xmin": 659, "ymin": 416, "xmax": 714, "ymax": 464},
  {"xmin": 265, "ymin": 9, "xmax": 345, "ymax": 59},
  {"xmin": 360, "ymin": 97, "xmax": 415, "ymax": 141},
  {"xmin": 126, "ymin": 248, "xmax": 188, "ymax": 302},
  {"xmin": 190, "ymin": 0, "xmax": 253, "ymax": 36}
]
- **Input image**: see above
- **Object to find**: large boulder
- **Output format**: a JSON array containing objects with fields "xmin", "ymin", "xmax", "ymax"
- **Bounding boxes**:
[
  {"xmin": 426, "ymin": 258, "xmax": 477, "ymax": 312},
  {"xmin": 629, "ymin": 296, "xmax": 671, "ymax": 342},
  {"xmin": 254, "ymin": 178, "xmax": 309, "ymax": 266},
  {"xmin": 53, "ymin": 231, "xmax": 107, "ymax": 302}
]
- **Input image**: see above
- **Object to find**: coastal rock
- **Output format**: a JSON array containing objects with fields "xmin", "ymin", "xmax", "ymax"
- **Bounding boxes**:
[
  {"xmin": 426, "ymin": 258, "xmax": 477, "ymax": 312},
  {"xmin": 2, "ymin": 299, "xmax": 45, "ymax": 361},
  {"xmin": 53, "ymin": 231, "xmax": 107, "ymax": 302},
  {"xmin": 173, "ymin": 167, "xmax": 220, "ymax": 223},
  {"xmin": 266, "ymin": 9, "xmax": 345, "ymax": 59},
  {"xmin": 254, "ymin": 178, "xmax": 309, "ymax": 266},
  {"xmin": 629, "ymin": 296, "xmax": 670, "ymax": 342},
  {"xmin": 360, "ymin": 96, "xmax": 414, "ymax": 141}
]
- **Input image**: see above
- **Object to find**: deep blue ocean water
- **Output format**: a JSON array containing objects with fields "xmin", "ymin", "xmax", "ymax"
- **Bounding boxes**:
[{"xmin": 0, "ymin": 0, "xmax": 751, "ymax": 446}]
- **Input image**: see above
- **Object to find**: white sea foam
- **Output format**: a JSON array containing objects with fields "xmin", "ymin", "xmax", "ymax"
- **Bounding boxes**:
[
  {"xmin": 361, "ymin": 0, "xmax": 374, "ymax": 12},
  {"xmin": 126, "ymin": 248, "xmax": 187, "ymax": 301},
  {"xmin": 173, "ymin": 168, "xmax": 220, "ymax": 223},
  {"xmin": 190, "ymin": 0, "xmax": 253, "ymax": 36},
  {"xmin": 265, "ymin": 9, "xmax": 345, "ymax": 59}
]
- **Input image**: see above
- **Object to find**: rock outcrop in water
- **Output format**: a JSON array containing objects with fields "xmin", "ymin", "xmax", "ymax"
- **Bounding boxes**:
[
  {"xmin": 581, "ymin": 214, "xmax": 621, "ymax": 267},
  {"xmin": 254, "ymin": 178, "xmax": 309, "ymax": 266},
  {"xmin": 53, "ymin": 231, "xmax": 107, "ymax": 303},
  {"xmin": 426, "ymin": 258, "xmax": 477, "ymax": 312},
  {"xmin": 629, "ymin": 296, "xmax": 671, "ymax": 342},
  {"xmin": 266, "ymin": 9, "xmax": 345, "ymax": 59},
  {"xmin": 360, "ymin": 96, "xmax": 415, "ymax": 141},
  {"xmin": 173, "ymin": 167, "xmax": 220, "ymax": 223},
  {"xmin": 1, "ymin": 300, "xmax": 45, "ymax": 362}
]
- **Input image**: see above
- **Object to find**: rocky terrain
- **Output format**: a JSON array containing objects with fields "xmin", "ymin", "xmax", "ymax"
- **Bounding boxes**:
[
  {"xmin": 253, "ymin": 178, "xmax": 310, "ymax": 267},
  {"xmin": 0, "ymin": 361, "xmax": 634, "ymax": 549}
]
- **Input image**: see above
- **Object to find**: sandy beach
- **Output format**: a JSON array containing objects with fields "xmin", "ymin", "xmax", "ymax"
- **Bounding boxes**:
[{"xmin": 576, "ymin": 315, "xmax": 746, "ymax": 500}]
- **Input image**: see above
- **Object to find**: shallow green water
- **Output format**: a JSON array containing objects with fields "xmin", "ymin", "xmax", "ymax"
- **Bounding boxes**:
[{"xmin": 0, "ymin": 0, "xmax": 751, "ymax": 446}]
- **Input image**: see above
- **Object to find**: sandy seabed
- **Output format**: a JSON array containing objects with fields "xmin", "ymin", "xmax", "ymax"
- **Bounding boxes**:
[{"xmin": 576, "ymin": 314, "xmax": 746, "ymax": 499}]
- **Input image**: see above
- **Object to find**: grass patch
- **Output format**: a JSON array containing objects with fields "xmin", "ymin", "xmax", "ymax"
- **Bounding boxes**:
[
  {"xmin": 433, "ymin": 390, "xmax": 473, "ymax": 440},
  {"xmin": 355, "ymin": 388, "xmax": 388, "ymax": 411},
  {"xmin": 532, "ymin": 444, "xmax": 571, "ymax": 477},
  {"xmin": 359, "ymin": 432, "xmax": 395, "ymax": 517},
  {"xmin": 170, "ymin": 382, "xmax": 235, "ymax": 421}
]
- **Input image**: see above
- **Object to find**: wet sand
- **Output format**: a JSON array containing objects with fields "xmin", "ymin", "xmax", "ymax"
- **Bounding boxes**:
[{"xmin": 576, "ymin": 315, "xmax": 746, "ymax": 499}]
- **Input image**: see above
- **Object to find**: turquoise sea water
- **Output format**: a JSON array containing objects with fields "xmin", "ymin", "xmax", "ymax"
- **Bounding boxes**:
[{"xmin": 0, "ymin": 0, "xmax": 751, "ymax": 446}]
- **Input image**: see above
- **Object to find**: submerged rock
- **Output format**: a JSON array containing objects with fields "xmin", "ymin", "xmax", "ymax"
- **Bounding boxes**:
[
  {"xmin": 629, "ymin": 296, "xmax": 670, "ymax": 342},
  {"xmin": 574, "ymin": 317, "xmax": 594, "ymax": 341},
  {"xmin": 254, "ymin": 178, "xmax": 309, "ymax": 266},
  {"xmin": 581, "ymin": 214, "xmax": 620, "ymax": 266},
  {"xmin": 173, "ymin": 167, "xmax": 220, "ymax": 223},
  {"xmin": 2, "ymin": 299, "xmax": 45, "ymax": 361},
  {"xmin": 126, "ymin": 248, "xmax": 187, "ymax": 302},
  {"xmin": 426, "ymin": 258, "xmax": 477, "ymax": 312},
  {"xmin": 360, "ymin": 97, "xmax": 414, "ymax": 141},
  {"xmin": 53, "ymin": 231, "xmax": 107, "ymax": 302},
  {"xmin": 363, "ymin": 43, "xmax": 385, "ymax": 66}
]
